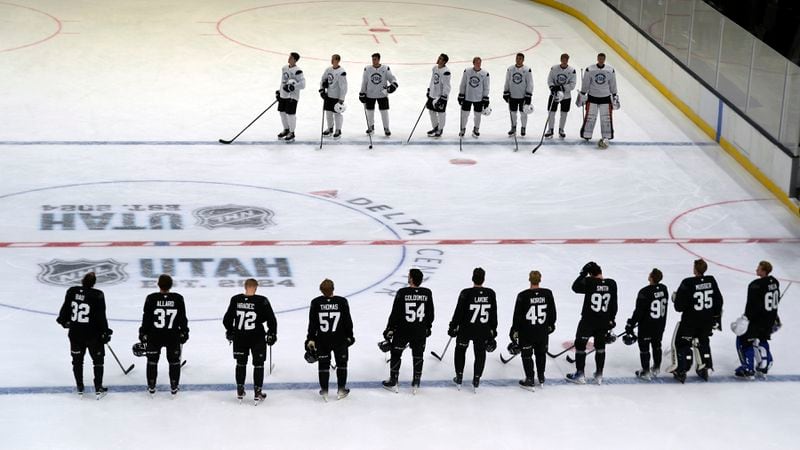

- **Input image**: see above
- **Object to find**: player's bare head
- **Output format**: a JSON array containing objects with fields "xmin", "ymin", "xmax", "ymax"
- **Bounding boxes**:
[
  {"xmin": 437, "ymin": 53, "xmax": 449, "ymax": 66},
  {"xmin": 588, "ymin": 264, "xmax": 602, "ymax": 277},
  {"xmin": 158, "ymin": 274, "xmax": 173, "ymax": 291},
  {"xmin": 372, "ymin": 53, "xmax": 381, "ymax": 65},
  {"xmin": 597, "ymin": 53, "xmax": 606, "ymax": 64},
  {"xmin": 473, "ymin": 57, "xmax": 482, "ymax": 69},
  {"xmin": 693, "ymin": 259, "xmax": 708, "ymax": 276},
  {"xmin": 320, "ymin": 278, "xmax": 335, "ymax": 296},
  {"xmin": 472, "ymin": 267, "xmax": 486, "ymax": 285},
  {"xmin": 82, "ymin": 272, "xmax": 96, "ymax": 288},
  {"xmin": 757, "ymin": 260, "xmax": 772, "ymax": 276},
  {"xmin": 289, "ymin": 52, "xmax": 300, "ymax": 64},
  {"xmin": 529, "ymin": 270, "xmax": 542, "ymax": 285},
  {"xmin": 244, "ymin": 278, "xmax": 258, "ymax": 290},
  {"xmin": 409, "ymin": 268, "xmax": 424, "ymax": 287},
  {"xmin": 515, "ymin": 53, "xmax": 524, "ymax": 65},
  {"xmin": 560, "ymin": 53, "xmax": 569, "ymax": 64},
  {"xmin": 331, "ymin": 54, "xmax": 341, "ymax": 64},
  {"xmin": 649, "ymin": 268, "xmax": 663, "ymax": 284}
]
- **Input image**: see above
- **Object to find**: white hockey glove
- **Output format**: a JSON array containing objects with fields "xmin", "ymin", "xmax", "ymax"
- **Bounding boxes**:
[
  {"xmin": 575, "ymin": 92, "xmax": 587, "ymax": 107},
  {"xmin": 612, "ymin": 94, "xmax": 620, "ymax": 110}
]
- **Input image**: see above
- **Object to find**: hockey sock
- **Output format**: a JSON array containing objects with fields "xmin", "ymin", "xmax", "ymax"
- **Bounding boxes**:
[
  {"xmin": 521, "ymin": 110, "xmax": 528, "ymax": 128},
  {"xmin": 640, "ymin": 351, "xmax": 651, "ymax": 371},
  {"xmin": 412, "ymin": 356, "xmax": 423, "ymax": 381},
  {"xmin": 559, "ymin": 112, "xmax": 568, "ymax": 130},
  {"xmin": 336, "ymin": 365, "xmax": 347, "ymax": 390},
  {"xmin": 280, "ymin": 112, "xmax": 288, "ymax": 130},
  {"xmin": 334, "ymin": 113, "xmax": 343, "ymax": 131},
  {"xmin": 93, "ymin": 363, "xmax": 103, "ymax": 390},
  {"xmin": 653, "ymin": 342, "xmax": 662, "ymax": 369},
  {"xmin": 253, "ymin": 365, "xmax": 264, "ymax": 389},
  {"xmin": 474, "ymin": 349, "xmax": 487, "ymax": 378},
  {"xmin": 147, "ymin": 361, "xmax": 158, "ymax": 388},
  {"xmin": 510, "ymin": 111, "xmax": 517, "ymax": 127},
  {"xmin": 522, "ymin": 354, "xmax": 534, "ymax": 380},
  {"xmin": 326, "ymin": 111, "xmax": 334, "ymax": 129},
  {"xmin": 595, "ymin": 349, "xmax": 606, "ymax": 373},
  {"xmin": 380, "ymin": 110, "xmax": 389, "ymax": 130},
  {"xmin": 454, "ymin": 343, "xmax": 467, "ymax": 375},
  {"xmin": 389, "ymin": 350, "xmax": 402, "ymax": 376},
  {"xmin": 168, "ymin": 362, "xmax": 181, "ymax": 387},
  {"xmin": 72, "ymin": 361, "xmax": 84, "ymax": 389},
  {"xmin": 547, "ymin": 111, "xmax": 556, "ymax": 131},
  {"xmin": 574, "ymin": 350, "xmax": 587, "ymax": 372},
  {"xmin": 429, "ymin": 110, "xmax": 438, "ymax": 129},
  {"xmin": 318, "ymin": 356, "xmax": 331, "ymax": 391},
  {"xmin": 473, "ymin": 111, "xmax": 482, "ymax": 129},
  {"xmin": 534, "ymin": 348, "xmax": 547, "ymax": 379},
  {"xmin": 366, "ymin": 109, "xmax": 375, "ymax": 128},
  {"xmin": 235, "ymin": 363, "xmax": 246, "ymax": 386},
  {"xmin": 438, "ymin": 112, "xmax": 446, "ymax": 131},
  {"xmin": 460, "ymin": 110, "xmax": 469, "ymax": 130},
  {"xmin": 288, "ymin": 114, "xmax": 296, "ymax": 132}
]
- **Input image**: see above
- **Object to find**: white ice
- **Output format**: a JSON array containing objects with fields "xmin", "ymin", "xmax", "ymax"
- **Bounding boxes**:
[{"xmin": 0, "ymin": 1, "xmax": 799, "ymax": 449}]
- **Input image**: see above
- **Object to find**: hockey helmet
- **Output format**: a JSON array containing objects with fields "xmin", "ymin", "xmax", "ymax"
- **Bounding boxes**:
[
  {"xmin": 481, "ymin": 106, "xmax": 492, "ymax": 116},
  {"xmin": 132, "ymin": 342, "xmax": 147, "ymax": 357},
  {"xmin": 507, "ymin": 341, "xmax": 521, "ymax": 355},
  {"xmin": 334, "ymin": 102, "xmax": 346, "ymax": 114},
  {"xmin": 622, "ymin": 332, "xmax": 637, "ymax": 346},
  {"xmin": 597, "ymin": 138, "xmax": 609, "ymax": 149},
  {"xmin": 304, "ymin": 349, "xmax": 318, "ymax": 364},
  {"xmin": 523, "ymin": 104, "xmax": 534, "ymax": 115},
  {"xmin": 377, "ymin": 339, "xmax": 392, "ymax": 353},
  {"xmin": 730, "ymin": 316, "xmax": 750, "ymax": 336},
  {"xmin": 605, "ymin": 331, "xmax": 617, "ymax": 344}
]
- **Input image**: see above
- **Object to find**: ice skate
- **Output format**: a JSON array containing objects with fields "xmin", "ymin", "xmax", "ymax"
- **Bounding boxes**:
[
  {"xmin": 566, "ymin": 370, "xmax": 586, "ymax": 384},
  {"xmin": 518, "ymin": 378, "xmax": 535, "ymax": 392}
]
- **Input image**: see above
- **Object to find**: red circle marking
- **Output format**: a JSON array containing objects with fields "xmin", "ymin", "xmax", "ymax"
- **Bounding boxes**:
[
  {"xmin": 0, "ymin": 2, "xmax": 62, "ymax": 53},
  {"xmin": 368, "ymin": 28, "xmax": 391, "ymax": 33},
  {"xmin": 668, "ymin": 198, "xmax": 800, "ymax": 283},
  {"xmin": 449, "ymin": 158, "xmax": 477, "ymax": 166},
  {"xmin": 216, "ymin": 1, "xmax": 543, "ymax": 65}
]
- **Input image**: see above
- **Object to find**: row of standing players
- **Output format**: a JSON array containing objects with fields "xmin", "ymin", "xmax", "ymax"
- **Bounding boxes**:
[
  {"xmin": 272, "ymin": 51, "xmax": 619, "ymax": 148},
  {"xmin": 56, "ymin": 258, "xmax": 781, "ymax": 402}
]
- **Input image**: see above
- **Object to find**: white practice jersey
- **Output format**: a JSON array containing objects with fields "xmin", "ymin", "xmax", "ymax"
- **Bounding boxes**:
[
  {"xmin": 321, "ymin": 66, "xmax": 348, "ymax": 101},
  {"xmin": 459, "ymin": 68, "xmax": 490, "ymax": 103},
  {"xmin": 580, "ymin": 63, "xmax": 617, "ymax": 99},
  {"xmin": 428, "ymin": 65, "xmax": 451, "ymax": 101},
  {"xmin": 279, "ymin": 65, "xmax": 306, "ymax": 101},
  {"xmin": 504, "ymin": 64, "xmax": 533, "ymax": 99},
  {"xmin": 360, "ymin": 64, "xmax": 397, "ymax": 99},
  {"xmin": 547, "ymin": 64, "xmax": 577, "ymax": 98}
]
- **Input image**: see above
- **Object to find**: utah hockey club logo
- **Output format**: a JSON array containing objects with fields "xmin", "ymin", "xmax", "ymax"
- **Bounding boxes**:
[
  {"xmin": 469, "ymin": 76, "xmax": 480, "ymax": 88},
  {"xmin": 595, "ymin": 73, "xmax": 607, "ymax": 84},
  {"xmin": 38, "ymin": 259, "xmax": 128, "ymax": 286},
  {"xmin": 193, "ymin": 204, "xmax": 275, "ymax": 230},
  {"xmin": 512, "ymin": 73, "xmax": 523, "ymax": 84},
  {"xmin": 556, "ymin": 74, "xmax": 568, "ymax": 85},
  {"xmin": 371, "ymin": 73, "xmax": 383, "ymax": 84}
]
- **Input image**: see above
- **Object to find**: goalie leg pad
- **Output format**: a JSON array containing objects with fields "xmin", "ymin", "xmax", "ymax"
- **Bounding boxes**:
[
  {"xmin": 599, "ymin": 104, "xmax": 614, "ymax": 139},
  {"xmin": 580, "ymin": 103, "xmax": 598, "ymax": 139}
]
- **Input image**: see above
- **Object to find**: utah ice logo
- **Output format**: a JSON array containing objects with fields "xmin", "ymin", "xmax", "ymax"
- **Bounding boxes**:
[
  {"xmin": 512, "ymin": 73, "xmax": 523, "ymax": 84},
  {"xmin": 371, "ymin": 73, "xmax": 383, "ymax": 84},
  {"xmin": 38, "ymin": 259, "xmax": 128, "ymax": 286},
  {"xmin": 193, "ymin": 205, "xmax": 275, "ymax": 230},
  {"xmin": 595, "ymin": 73, "xmax": 607, "ymax": 84}
]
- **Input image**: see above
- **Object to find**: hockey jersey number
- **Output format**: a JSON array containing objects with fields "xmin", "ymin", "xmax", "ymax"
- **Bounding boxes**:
[
  {"xmin": 154, "ymin": 308, "xmax": 177, "ymax": 329},
  {"xmin": 650, "ymin": 298, "xmax": 667, "ymax": 319},
  {"xmin": 319, "ymin": 312, "xmax": 341, "ymax": 332},
  {"xmin": 70, "ymin": 302, "xmax": 90, "ymax": 323},
  {"xmin": 590, "ymin": 293, "xmax": 611, "ymax": 312},
  {"xmin": 235, "ymin": 310, "xmax": 257, "ymax": 330},
  {"xmin": 693, "ymin": 290, "xmax": 713, "ymax": 311},
  {"xmin": 469, "ymin": 304, "xmax": 491, "ymax": 323},
  {"xmin": 764, "ymin": 291, "xmax": 780, "ymax": 311},
  {"xmin": 405, "ymin": 303, "xmax": 426, "ymax": 322},
  {"xmin": 525, "ymin": 304, "xmax": 547, "ymax": 325}
]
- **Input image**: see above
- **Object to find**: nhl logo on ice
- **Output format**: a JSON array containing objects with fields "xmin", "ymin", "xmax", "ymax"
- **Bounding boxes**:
[
  {"xmin": 38, "ymin": 259, "xmax": 128, "ymax": 286},
  {"xmin": 193, "ymin": 204, "xmax": 275, "ymax": 230}
]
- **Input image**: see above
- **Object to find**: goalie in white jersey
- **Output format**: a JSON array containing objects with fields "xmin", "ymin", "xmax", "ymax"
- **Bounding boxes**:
[
  {"xmin": 359, "ymin": 53, "xmax": 398, "ymax": 136},
  {"xmin": 276, "ymin": 52, "xmax": 306, "ymax": 143},
  {"xmin": 576, "ymin": 53, "xmax": 619, "ymax": 148},
  {"xmin": 458, "ymin": 57, "xmax": 490, "ymax": 138},
  {"xmin": 503, "ymin": 53, "xmax": 533, "ymax": 137},
  {"xmin": 425, "ymin": 53, "xmax": 451, "ymax": 138},
  {"xmin": 319, "ymin": 54, "xmax": 348, "ymax": 139},
  {"xmin": 546, "ymin": 53, "xmax": 577, "ymax": 139}
]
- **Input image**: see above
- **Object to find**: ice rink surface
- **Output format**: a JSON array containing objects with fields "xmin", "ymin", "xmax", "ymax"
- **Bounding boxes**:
[{"xmin": 1, "ymin": 1, "xmax": 799, "ymax": 449}]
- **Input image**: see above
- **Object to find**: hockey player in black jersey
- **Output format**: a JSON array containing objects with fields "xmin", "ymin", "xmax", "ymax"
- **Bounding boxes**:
[
  {"xmin": 509, "ymin": 270, "xmax": 556, "ymax": 390},
  {"xmin": 624, "ymin": 268, "xmax": 669, "ymax": 380},
  {"xmin": 566, "ymin": 262, "xmax": 618, "ymax": 385},
  {"xmin": 448, "ymin": 268, "xmax": 498, "ymax": 391},
  {"xmin": 306, "ymin": 279, "xmax": 354, "ymax": 401},
  {"xmin": 382, "ymin": 269, "xmax": 434, "ymax": 394},
  {"xmin": 57, "ymin": 272, "xmax": 112, "ymax": 399},
  {"xmin": 139, "ymin": 274, "xmax": 189, "ymax": 397},
  {"xmin": 734, "ymin": 261, "xmax": 780, "ymax": 379},
  {"xmin": 223, "ymin": 278, "xmax": 277, "ymax": 404},
  {"xmin": 671, "ymin": 259, "xmax": 723, "ymax": 382}
]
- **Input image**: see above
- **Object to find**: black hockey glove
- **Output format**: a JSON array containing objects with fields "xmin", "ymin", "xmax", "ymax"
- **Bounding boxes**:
[
  {"xmin": 359, "ymin": 92, "xmax": 367, "ymax": 103},
  {"xmin": 138, "ymin": 327, "xmax": 147, "ymax": 343},
  {"xmin": 435, "ymin": 97, "xmax": 447, "ymax": 112},
  {"xmin": 625, "ymin": 320, "xmax": 635, "ymax": 336},
  {"xmin": 502, "ymin": 91, "xmax": 510, "ymax": 103},
  {"xmin": 447, "ymin": 323, "xmax": 459, "ymax": 338},
  {"xmin": 481, "ymin": 98, "xmax": 490, "ymax": 108},
  {"xmin": 605, "ymin": 331, "xmax": 617, "ymax": 344},
  {"xmin": 426, "ymin": 88, "xmax": 430, "ymax": 98},
  {"xmin": 608, "ymin": 320, "xmax": 616, "ymax": 331},
  {"xmin": 100, "ymin": 329, "xmax": 113, "ymax": 344},
  {"xmin": 524, "ymin": 93, "xmax": 532, "ymax": 105},
  {"xmin": 549, "ymin": 85, "xmax": 559, "ymax": 94},
  {"xmin": 457, "ymin": 94, "xmax": 464, "ymax": 105},
  {"xmin": 282, "ymin": 84, "xmax": 294, "ymax": 93},
  {"xmin": 387, "ymin": 82, "xmax": 398, "ymax": 94},
  {"xmin": 509, "ymin": 329, "xmax": 518, "ymax": 343},
  {"xmin": 305, "ymin": 339, "xmax": 316, "ymax": 351},
  {"xmin": 275, "ymin": 90, "xmax": 280, "ymax": 101},
  {"xmin": 322, "ymin": 79, "xmax": 329, "ymax": 89},
  {"xmin": 712, "ymin": 316, "xmax": 722, "ymax": 333},
  {"xmin": 266, "ymin": 333, "xmax": 277, "ymax": 346},
  {"xmin": 319, "ymin": 88, "xmax": 327, "ymax": 99},
  {"xmin": 56, "ymin": 316, "xmax": 70, "ymax": 329},
  {"xmin": 383, "ymin": 328, "xmax": 394, "ymax": 341},
  {"xmin": 485, "ymin": 337, "xmax": 497, "ymax": 353},
  {"xmin": 772, "ymin": 316, "xmax": 782, "ymax": 334},
  {"xmin": 225, "ymin": 329, "xmax": 235, "ymax": 342},
  {"xmin": 179, "ymin": 330, "xmax": 189, "ymax": 344}
]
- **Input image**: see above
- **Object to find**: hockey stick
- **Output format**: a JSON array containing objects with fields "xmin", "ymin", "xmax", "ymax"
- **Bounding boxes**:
[
  {"xmin": 218, "ymin": 99, "xmax": 279, "ymax": 144},
  {"xmin": 363, "ymin": 105, "xmax": 373, "ymax": 150},
  {"xmin": 407, "ymin": 103, "xmax": 427, "ymax": 144},
  {"xmin": 547, "ymin": 344, "xmax": 575, "ymax": 359},
  {"xmin": 430, "ymin": 337, "xmax": 453, "ymax": 361},
  {"xmin": 268, "ymin": 345, "xmax": 275, "ymax": 374},
  {"xmin": 318, "ymin": 105, "xmax": 325, "ymax": 150},
  {"xmin": 181, "ymin": 360, "xmax": 187, "ymax": 367},
  {"xmin": 531, "ymin": 95, "xmax": 554, "ymax": 154},
  {"xmin": 500, "ymin": 352, "xmax": 518, "ymax": 364},
  {"xmin": 509, "ymin": 109, "xmax": 519, "ymax": 152},
  {"xmin": 106, "ymin": 344, "xmax": 135, "ymax": 375},
  {"xmin": 565, "ymin": 331, "xmax": 626, "ymax": 363}
]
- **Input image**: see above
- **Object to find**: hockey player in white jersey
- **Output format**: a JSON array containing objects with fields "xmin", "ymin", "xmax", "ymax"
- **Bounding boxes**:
[
  {"xmin": 319, "ymin": 54, "xmax": 348, "ymax": 139},
  {"xmin": 576, "ymin": 53, "xmax": 619, "ymax": 148},
  {"xmin": 425, "ymin": 53, "xmax": 451, "ymax": 138},
  {"xmin": 546, "ymin": 53, "xmax": 577, "ymax": 139},
  {"xmin": 458, "ymin": 57, "xmax": 490, "ymax": 138},
  {"xmin": 276, "ymin": 52, "xmax": 306, "ymax": 143},
  {"xmin": 359, "ymin": 53, "xmax": 398, "ymax": 136},
  {"xmin": 503, "ymin": 53, "xmax": 533, "ymax": 137}
]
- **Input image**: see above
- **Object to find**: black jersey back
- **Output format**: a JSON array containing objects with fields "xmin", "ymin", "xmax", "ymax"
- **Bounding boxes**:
[
  {"xmin": 387, "ymin": 286, "xmax": 434, "ymax": 337},
  {"xmin": 307, "ymin": 295, "xmax": 354, "ymax": 343},
  {"xmin": 674, "ymin": 275, "xmax": 723, "ymax": 327},
  {"xmin": 745, "ymin": 276, "xmax": 780, "ymax": 333},
  {"xmin": 58, "ymin": 286, "xmax": 108, "ymax": 338},
  {"xmin": 450, "ymin": 287, "xmax": 498, "ymax": 336},
  {"xmin": 629, "ymin": 283, "xmax": 669, "ymax": 335},
  {"xmin": 512, "ymin": 288, "xmax": 556, "ymax": 339},
  {"xmin": 572, "ymin": 276, "xmax": 618, "ymax": 326},
  {"xmin": 141, "ymin": 292, "xmax": 188, "ymax": 339},
  {"xmin": 223, "ymin": 294, "xmax": 277, "ymax": 338}
]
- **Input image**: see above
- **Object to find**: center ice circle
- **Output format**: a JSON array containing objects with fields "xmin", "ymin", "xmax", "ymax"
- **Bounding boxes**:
[
  {"xmin": 216, "ymin": 1, "xmax": 542, "ymax": 65},
  {"xmin": 0, "ymin": 3, "xmax": 61, "ymax": 53},
  {"xmin": 0, "ymin": 180, "xmax": 407, "ymax": 322}
]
